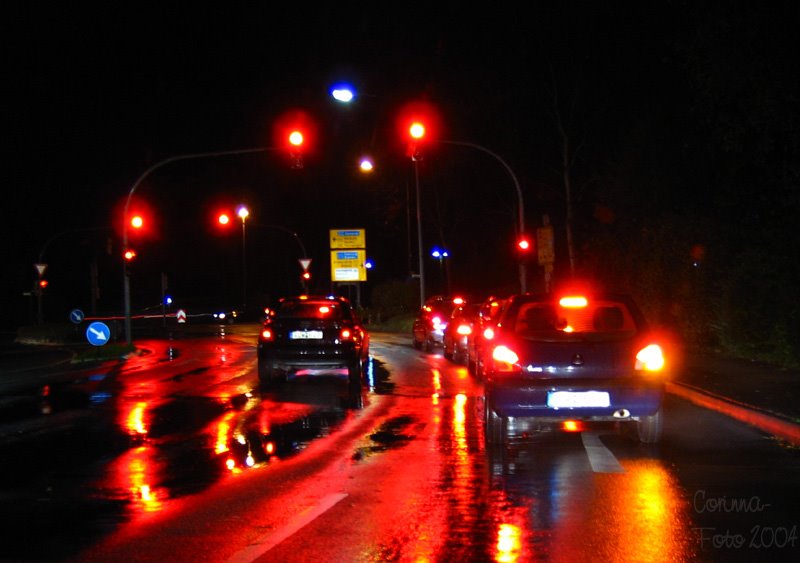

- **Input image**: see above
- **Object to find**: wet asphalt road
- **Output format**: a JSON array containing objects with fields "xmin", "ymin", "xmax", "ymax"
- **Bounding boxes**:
[{"xmin": 0, "ymin": 328, "xmax": 798, "ymax": 562}]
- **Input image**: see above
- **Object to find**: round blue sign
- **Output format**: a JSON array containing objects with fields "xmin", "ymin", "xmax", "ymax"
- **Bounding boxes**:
[
  {"xmin": 86, "ymin": 321, "xmax": 110, "ymax": 346},
  {"xmin": 69, "ymin": 309, "xmax": 85, "ymax": 324}
]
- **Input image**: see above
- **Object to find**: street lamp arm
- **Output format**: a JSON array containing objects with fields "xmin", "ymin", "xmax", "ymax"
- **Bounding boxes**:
[
  {"xmin": 439, "ymin": 140, "xmax": 525, "ymax": 235},
  {"xmin": 38, "ymin": 226, "xmax": 110, "ymax": 264},
  {"xmin": 122, "ymin": 147, "xmax": 271, "ymax": 245}
]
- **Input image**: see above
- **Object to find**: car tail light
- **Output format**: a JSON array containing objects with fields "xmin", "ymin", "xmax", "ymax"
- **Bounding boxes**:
[
  {"xmin": 635, "ymin": 344, "xmax": 665, "ymax": 372},
  {"xmin": 432, "ymin": 316, "xmax": 445, "ymax": 329},
  {"xmin": 340, "ymin": 327, "xmax": 362, "ymax": 343},
  {"xmin": 559, "ymin": 296, "xmax": 588, "ymax": 308},
  {"xmin": 483, "ymin": 327, "xmax": 495, "ymax": 340},
  {"xmin": 491, "ymin": 345, "xmax": 520, "ymax": 372},
  {"xmin": 562, "ymin": 420, "xmax": 583, "ymax": 432},
  {"xmin": 260, "ymin": 328, "xmax": 274, "ymax": 342},
  {"xmin": 456, "ymin": 323, "xmax": 472, "ymax": 336}
]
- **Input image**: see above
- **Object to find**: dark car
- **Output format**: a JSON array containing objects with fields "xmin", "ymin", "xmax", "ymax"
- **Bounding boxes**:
[
  {"xmin": 443, "ymin": 302, "xmax": 481, "ymax": 364},
  {"xmin": 257, "ymin": 295, "xmax": 369, "ymax": 387},
  {"xmin": 483, "ymin": 292, "xmax": 668, "ymax": 444},
  {"xmin": 467, "ymin": 296, "xmax": 508, "ymax": 378},
  {"xmin": 412, "ymin": 295, "xmax": 465, "ymax": 352}
]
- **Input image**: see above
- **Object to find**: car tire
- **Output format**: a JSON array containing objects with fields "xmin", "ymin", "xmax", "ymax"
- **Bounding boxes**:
[
  {"xmin": 443, "ymin": 341, "xmax": 454, "ymax": 360},
  {"xmin": 412, "ymin": 337, "xmax": 422, "ymax": 350},
  {"xmin": 636, "ymin": 408, "xmax": 663, "ymax": 444},
  {"xmin": 424, "ymin": 337, "xmax": 433, "ymax": 353},
  {"xmin": 484, "ymin": 402, "xmax": 505, "ymax": 444},
  {"xmin": 348, "ymin": 360, "xmax": 363, "ymax": 387}
]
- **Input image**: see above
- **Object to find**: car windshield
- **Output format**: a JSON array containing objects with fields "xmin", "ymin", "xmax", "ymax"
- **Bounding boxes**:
[
  {"xmin": 511, "ymin": 299, "xmax": 638, "ymax": 342},
  {"xmin": 275, "ymin": 301, "xmax": 349, "ymax": 320}
]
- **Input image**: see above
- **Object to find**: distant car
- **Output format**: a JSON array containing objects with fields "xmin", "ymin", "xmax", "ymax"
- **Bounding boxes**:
[
  {"xmin": 443, "ymin": 302, "xmax": 482, "ymax": 364},
  {"xmin": 412, "ymin": 295, "xmax": 466, "ymax": 352},
  {"xmin": 483, "ymin": 292, "xmax": 668, "ymax": 444},
  {"xmin": 257, "ymin": 295, "xmax": 369, "ymax": 387},
  {"xmin": 467, "ymin": 296, "xmax": 508, "ymax": 378}
]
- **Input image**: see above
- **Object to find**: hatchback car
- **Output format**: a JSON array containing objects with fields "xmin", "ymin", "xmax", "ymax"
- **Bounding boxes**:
[
  {"xmin": 483, "ymin": 292, "xmax": 668, "ymax": 444},
  {"xmin": 412, "ymin": 295, "xmax": 465, "ymax": 352},
  {"xmin": 443, "ymin": 302, "xmax": 481, "ymax": 364},
  {"xmin": 467, "ymin": 296, "xmax": 508, "ymax": 378},
  {"xmin": 257, "ymin": 295, "xmax": 369, "ymax": 387}
]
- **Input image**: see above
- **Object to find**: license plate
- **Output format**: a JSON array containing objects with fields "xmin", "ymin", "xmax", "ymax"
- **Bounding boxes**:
[
  {"xmin": 547, "ymin": 391, "xmax": 610, "ymax": 408},
  {"xmin": 289, "ymin": 330, "xmax": 323, "ymax": 340}
]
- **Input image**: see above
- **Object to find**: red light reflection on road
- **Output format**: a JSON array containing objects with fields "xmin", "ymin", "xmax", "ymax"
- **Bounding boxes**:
[
  {"xmin": 547, "ymin": 459, "xmax": 697, "ymax": 561},
  {"xmin": 125, "ymin": 401, "xmax": 148, "ymax": 436},
  {"xmin": 102, "ymin": 445, "xmax": 168, "ymax": 514}
]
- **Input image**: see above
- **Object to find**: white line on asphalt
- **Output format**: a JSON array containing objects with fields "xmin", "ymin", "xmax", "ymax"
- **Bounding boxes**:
[
  {"xmin": 226, "ymin": 492, "xmax": 349, "ymax": 563},
  {"xmin": 581, "ymin": 432, "xmax": 625, "ymax": 473}
]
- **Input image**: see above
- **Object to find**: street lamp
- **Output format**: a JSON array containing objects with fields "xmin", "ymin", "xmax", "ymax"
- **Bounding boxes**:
[
  {"xmin": 121, "ymin": 146, "xmax": 294, "ymax": 345},
  {"xmin": 237, "ymin": 205, "xmax": 249, "ymax": 312}
]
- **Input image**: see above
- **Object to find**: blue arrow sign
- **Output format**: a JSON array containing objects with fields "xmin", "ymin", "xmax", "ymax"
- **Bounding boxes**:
[
  {"xmin": 69, "ymin": 309, "xmax": 85, "ymax": 324},
  {"xmin": 86, "ymin": 322, "xmax": 110, "ymax": 347}
]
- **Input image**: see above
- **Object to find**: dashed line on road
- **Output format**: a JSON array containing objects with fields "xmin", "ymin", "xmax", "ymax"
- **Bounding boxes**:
[
  {"xmin": 225, "ymin": 492, "xmax": 349, "ymax": 563},
  {"xmin": 582, "ymin": 432, "xmax": 625, "ymax": 473}
]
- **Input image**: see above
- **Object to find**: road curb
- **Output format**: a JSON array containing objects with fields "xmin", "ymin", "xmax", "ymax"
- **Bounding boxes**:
[{"xmin": 666, "ymin": 381, "xmax": 800, "ymax": 446}]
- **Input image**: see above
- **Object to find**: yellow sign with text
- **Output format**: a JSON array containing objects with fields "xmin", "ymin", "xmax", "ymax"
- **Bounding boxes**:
[
  {"xmin": 331, "ymin": 250, "xmax": 367, "ymax": 281},
  {"xmin": 329, "ymin": 229, "xmax": 366, "ymax": 249}
]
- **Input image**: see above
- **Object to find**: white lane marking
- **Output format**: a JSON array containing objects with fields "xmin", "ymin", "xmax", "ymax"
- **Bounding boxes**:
[
  {"xmin": 226, "ymin": 492, "xmax": 348, "ymax": 563},
  {"xmin": 581, "ymin": 432, "xmax": 625, "ymax": 473}
]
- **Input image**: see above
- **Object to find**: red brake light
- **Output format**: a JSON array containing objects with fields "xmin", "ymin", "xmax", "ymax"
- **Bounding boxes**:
[
  {"xmin": 483, "ymin": 327, "xmax": 495, "ymax": 340},
  {"xmin": 492, "ymin": 345, "xmax": 519, "ymax": 367},
  {"xmin": 340, "ymin": 328, "xmax": 352, "ymax": 340},
  {"xmin": 635, "ymin": 344, "xmax": 665, "ymax": 372},
  {"xmin": 260, "ymin": 328, "xmax": 274, "ymax": 341},
  {"xmin": 456, "ymin": 324, "xmax": 472, "ymax": 336},
  {"xmin": 559, "ymin": 296, "xmax": 588, "ymax": 308}
]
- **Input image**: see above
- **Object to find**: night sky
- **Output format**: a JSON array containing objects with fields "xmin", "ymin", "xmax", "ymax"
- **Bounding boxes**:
[{"xmin": 4, "ymin": 3, "xmax": 798, "ymax": 332}]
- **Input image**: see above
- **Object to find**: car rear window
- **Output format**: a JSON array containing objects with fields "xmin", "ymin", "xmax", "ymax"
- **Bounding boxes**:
[
  {"xmin": 275, "ymin": 301, "xmax": 349, "ymax": 320},
  {"xmin": 512, "ymin": 299, "xmax": 637, "ymax": 341}
]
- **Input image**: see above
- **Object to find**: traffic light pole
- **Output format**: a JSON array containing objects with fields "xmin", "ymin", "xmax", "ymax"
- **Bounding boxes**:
[
  {"xmin": 414, "ymin": 158, "xmax": 426, "ymax": 307},
  {"xmin": 121, "ymin": 147, "xmax": 276, "ymax": 345}
]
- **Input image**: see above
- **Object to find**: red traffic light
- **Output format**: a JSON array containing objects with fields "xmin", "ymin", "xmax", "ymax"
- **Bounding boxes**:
[
  {"xmin": 408, "ymin": 122, "xmax": 426, "ymax": 140},
  {"xmin": 38, "ymin": 279, "xmax": 48, "ymax": 289},
  {"xmin": 218, "ymin": 212, "xmax": 231, "ymax": 226},
  {"xmin": 124, "ymin": 249, "xmax": 137, "ymax": 261},
  {"xmin": 517, "ymin": 238, "xmax": 531, "ymax": 251},
  {"xmin": 301, "ymin": 271, "xmax": 311, "ymax": 280},
  {"xmin": 130, "ymin": 215, "xmax": 144, "ymax": 229},
  {"xmin": 288, "ymin": 130, "xmax": 304, "ymax": 147}
]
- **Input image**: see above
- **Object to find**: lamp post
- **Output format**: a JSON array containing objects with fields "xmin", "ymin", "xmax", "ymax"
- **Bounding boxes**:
[
  {"xmin": 122, "ymin": 147, "xmax": 281, "ymax": 345},
  {"xmin": 439, "ymin": 140, "xmax": 527, "ymax": 293},
  {"xmin": 237, "ymin": 205, "xmax": 249, "ymax": 312}
]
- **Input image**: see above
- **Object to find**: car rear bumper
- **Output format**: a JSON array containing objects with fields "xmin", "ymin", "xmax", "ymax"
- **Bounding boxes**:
[
  {"xmin": 486, "ymin": 377, "xmax": 664, "ymax": 419},
  {"xmin": 258, "ymin": 344, "xmax": 361, "ymax": 373}
]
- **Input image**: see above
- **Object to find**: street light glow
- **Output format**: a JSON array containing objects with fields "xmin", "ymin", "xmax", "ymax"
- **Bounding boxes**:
[
  {"xmin": 359, "ymin": 158, "xmax": 374, "ymax": 173},
  {"xmin": 331, "ymin": 87, "xmax": 354, "ymax": 103},
  {"xmin": 237, "ymin": 206, "xmax": 249, "ymax": 221}
]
